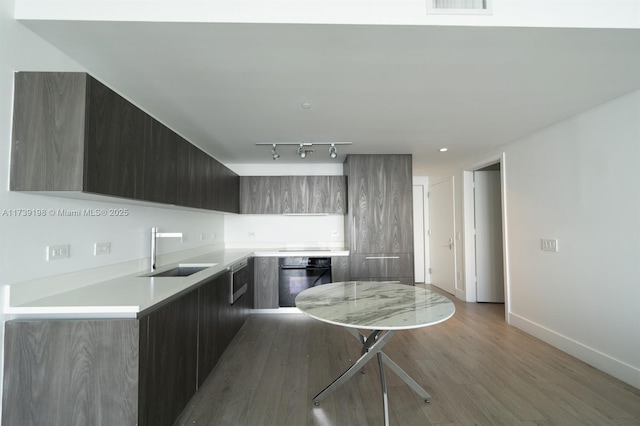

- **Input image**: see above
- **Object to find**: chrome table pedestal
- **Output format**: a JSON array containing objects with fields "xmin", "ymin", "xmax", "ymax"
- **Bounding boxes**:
[{"xmin": 312, "ymin": 328, "xmax": 432, "ymax": 426}]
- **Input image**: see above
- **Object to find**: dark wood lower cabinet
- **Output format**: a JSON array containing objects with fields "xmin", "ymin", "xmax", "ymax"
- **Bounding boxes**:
[
  {"xmin": 2, "ymin": 270, "xmax": 254, "ymax": 426},
  {"xmin": 331, "ymin": 256, "xmax": 350, "ymax": 282},
  {"xmin": 139, "ymin": 291, "xmax": 198, "ymax": 426},
  {"xmin": 254, "ymin": 257, "xmax": 279, "ymax": 308},
  {"xmin": 2, "ymin": 320, "xmax": 140, "ymax": 425}
]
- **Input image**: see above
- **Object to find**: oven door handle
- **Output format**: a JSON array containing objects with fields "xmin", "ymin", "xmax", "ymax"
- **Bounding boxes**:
[{"xmin": 280, "ymin": 266, "xmax": 331, "ymax": 270}]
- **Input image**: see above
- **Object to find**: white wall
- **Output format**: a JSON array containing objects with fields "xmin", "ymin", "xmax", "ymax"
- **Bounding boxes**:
[
  {"xmin": 0, "ymin": 1, "xmax": 225, "ymax": 413},
  {"xmin": 435, "ymin": 89, "xmax": 640, "ymax": 388}
]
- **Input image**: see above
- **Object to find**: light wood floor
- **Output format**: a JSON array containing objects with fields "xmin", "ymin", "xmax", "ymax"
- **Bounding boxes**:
[{"xmin": 175, "ymin": 285, "xmax": 640, "ymax": 426}]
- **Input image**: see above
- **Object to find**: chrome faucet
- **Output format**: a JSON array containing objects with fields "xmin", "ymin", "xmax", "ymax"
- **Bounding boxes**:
[{"xmin": 150, "ymin": 227, "xmax": 183, "ymax": 271}]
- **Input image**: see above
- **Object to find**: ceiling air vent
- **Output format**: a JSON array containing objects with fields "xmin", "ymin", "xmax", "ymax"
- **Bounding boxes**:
[{"xmin": 427, "ymin": 0, "xmax": 492, "ymax": 15}]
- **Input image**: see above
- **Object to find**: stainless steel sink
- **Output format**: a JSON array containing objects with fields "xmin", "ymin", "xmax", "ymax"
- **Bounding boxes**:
[{"xmin": 143, "ymin": 263, "xmax": 216, "ymax": 277}]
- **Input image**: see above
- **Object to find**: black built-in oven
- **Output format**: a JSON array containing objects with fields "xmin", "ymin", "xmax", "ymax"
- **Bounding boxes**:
[{"xmin": 278, "ymin": 257, "xmax": 332, "ymax": 307}]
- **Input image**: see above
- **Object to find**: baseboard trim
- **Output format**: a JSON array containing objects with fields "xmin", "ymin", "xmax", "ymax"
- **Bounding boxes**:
[{"xmin": 509, "ymin": 312, "xmax": 640, "ymax": 390}]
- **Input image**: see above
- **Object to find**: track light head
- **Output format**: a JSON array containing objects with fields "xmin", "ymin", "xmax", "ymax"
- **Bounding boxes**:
[
  {"xmin": 298, "ymin": 144, "xmax": 313, "ymax": 159},
  {"xmin": 257, "ymin": 141, "xmax": 350, "ymax": 160},
  {"xmin": 329, "ymin": 144, "xmax": 337, "ymax": 159}
]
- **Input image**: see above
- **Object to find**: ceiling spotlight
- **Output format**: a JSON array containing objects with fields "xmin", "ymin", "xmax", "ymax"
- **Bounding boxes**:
[
  {"xmin": 298, "ymin": 144, "xmax": 308, "ymax": 159},
  {"xmin": 439, "ymin": 147, "xmax": 448, "ymax": 152},
  {"xmin": 329, "ymin": 144, "xmax": 337, "ymax": 159},
  {"xmin": 271, "ymin": 144, "xmax": 280, "ymax": 160}
]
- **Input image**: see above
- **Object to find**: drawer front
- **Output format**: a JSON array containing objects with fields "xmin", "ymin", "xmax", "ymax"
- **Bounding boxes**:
[{"xmin": 350, "ymin": 253, "xmax": 413, "ymax": 279}]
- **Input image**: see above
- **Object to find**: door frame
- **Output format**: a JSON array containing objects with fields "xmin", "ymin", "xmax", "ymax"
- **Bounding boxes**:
[
  {"xmin": 413, "ymin": 177, "xmax": 429, "ymax": 284},
  {"xmin": 462, "ymin": 153, "xmax": 511, "ymax": 321}
]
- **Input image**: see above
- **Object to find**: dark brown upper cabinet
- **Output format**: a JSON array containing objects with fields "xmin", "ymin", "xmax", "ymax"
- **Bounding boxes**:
[
  {"xmin": 10, "ymin": 72, "xmax": 239, "ymax": 213},
  {"xmin": 239, "ymin": 175, "xmax": 346, "ymax": 214}
]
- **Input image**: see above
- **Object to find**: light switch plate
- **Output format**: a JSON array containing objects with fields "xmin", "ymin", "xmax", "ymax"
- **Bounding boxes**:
[
  {"xmin": 94, "ymin": 242, "xmax": 111, "ymax": 255},
  {"xmin": 541, "ymin": 238, "xmax": 558, "ymax": 252}
]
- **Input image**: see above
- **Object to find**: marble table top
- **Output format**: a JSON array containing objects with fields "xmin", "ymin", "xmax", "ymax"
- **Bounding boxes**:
[{"xmin": 295, "ymin": 281, "xmax": 455, "ymax": 330}]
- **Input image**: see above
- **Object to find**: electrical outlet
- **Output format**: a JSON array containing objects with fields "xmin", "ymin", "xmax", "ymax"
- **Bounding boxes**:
[
  {"xmin": 94, "ymin": 242, "xmax": 111, "ymax": 255},
  {"xmin": 541, "ymin": 238, "xmax": 558, "ymax": 252},
  {"xmin": 47, "ymin": 244, "xmax": 70, "ymax": 260}
]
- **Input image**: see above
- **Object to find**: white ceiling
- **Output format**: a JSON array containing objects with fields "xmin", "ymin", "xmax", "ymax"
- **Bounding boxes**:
[{"xmin": 19, "ymin": 20, "xmax": 640, "ymax": 174}]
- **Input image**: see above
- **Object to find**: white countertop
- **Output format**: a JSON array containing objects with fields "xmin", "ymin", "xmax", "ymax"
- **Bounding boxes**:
[
  {"xmin": 5, "ymin": 247, "xmax": 348, "ymax": 319},
  {"xmin": 295, "ymin": 281, "xmax": 455, "ymax": 330}
]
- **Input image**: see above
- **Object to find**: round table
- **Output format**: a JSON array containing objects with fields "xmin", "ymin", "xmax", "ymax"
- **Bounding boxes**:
[{"xmin": 296, "ymin": 281, "xmax": 455, "ymax": 425}]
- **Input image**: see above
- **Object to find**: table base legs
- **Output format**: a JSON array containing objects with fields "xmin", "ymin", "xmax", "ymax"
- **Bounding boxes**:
[{"xmin": 312, "ymin": 329, "xmax": 432, "ymax": 426}]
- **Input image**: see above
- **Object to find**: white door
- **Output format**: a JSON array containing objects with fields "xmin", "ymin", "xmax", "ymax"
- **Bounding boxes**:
[
  {"xmin": 428, "ymin": 178, "xmax": 455, "ymax": 295},
  {"xmin": 413, "ymin": 185, "xmax": 426, "ymax": 283},
  {"xmin": 474, "ymin": 170, "xmax": 505, "ymax": 303}
]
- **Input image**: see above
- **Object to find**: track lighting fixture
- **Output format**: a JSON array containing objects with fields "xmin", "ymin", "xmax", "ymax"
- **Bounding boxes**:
[
  {"xmin": 271, "ymin": 144, "xmax": 280, "ymax": 160},
  {"xmin": 256, "ymin": 141, "xmax": 352, "ymax": 160},
  {"xmin": 297, "ymin": 144, "xmax": 313, "ymax": 159},
  {"xmin": 329, "ymin": 143, "xmax": 337, "ymax": 159}
]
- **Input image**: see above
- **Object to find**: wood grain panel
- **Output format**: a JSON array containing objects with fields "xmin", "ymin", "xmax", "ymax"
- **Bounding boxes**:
[
  {"xmin": 239, "ymin": 176, "xmax": 282, "ymax": 214},
  {"xmin": 85, "ymin": 76, "xmax": 145, "ymax": 199},
  {"xmin": 143, "ymin": 117, "xmax": 179, "ymax": 204},
  {"xmin": 240, "ymin": 175, "xmax": 345, "ymax": 214},
  {"xmin": 197, "ymin": 275, "xmax": 222, "ymax": 386},
  {"xmin": 330, "ymin": 256, "xmax": 350, "ymax": 282},
  {"xmin": 254, "ymin": 257, "xmax": 279, "ymax": 308},
  {"xmin": 351, "ymin": 253, "xmax": 413, "ymax": 279},
  {"xmin": 177, "ymin": 142, "xmax": 205, "ymax": 208},
  {"xmin": 138, "ymin": 290, "xmax": 198, "ymax": 426},
  {"xmin": 344, "ymin": 154, "xmax": 414, "ymax": 282},
  {"xmin": 10, "ymin": 72, "xmax": 87, "ymax": 191},
  {"xmin": 2, "ymin": 319, "xmax": 139, "ymax": 425},
  {"xmin": 221, "ymin": 163, "xmax": 240, "ymax": 213}
]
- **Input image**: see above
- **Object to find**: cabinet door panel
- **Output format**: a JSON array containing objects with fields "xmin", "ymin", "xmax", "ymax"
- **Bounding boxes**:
[
  {"xmin": 351, "ymin": 253, "xmax": 413, "ymax": 279},
  {"xmin": 254, "ymin": 257, "xmax": 279, "ymax": 308},
  {"xmin": 344, "ymin": 154, "xmax": 414, "ymax": 283},
  {"xmin": 330, "ymin": 256, "xmax": 350, "ymax": 282},
  {"xmin": 198, "ymin": 278, "xmax": 224, "ymax": 387},
  {"xmin": 177, "ymin": 140, "xmax": 213, "ymax": 209},
  {"xmin": 2, "ymin": 320, "xmax": 139, "ymax": 425},
  {"xmin": 139, "ymin": 291, "xmax": 198, "ymax": 426},
  {"xmin": 85, "ymin": 76, "xmax": 145, "ymax": 199},
  {"xmin": 144, "ymin": 118, "xmax": 179, "ymax": 204},
  {"xmin": 218, "ymin": 163, "xmax": 240, "ymax": 213},
  {"xmin": 325, "ymin": 175, "xmax": 347, "ymax": 214},
  {"xmin": 239, "ymin": 176, "xmax": 281, "ymax": 214},
  {"xmin": 282, "ymin": 176, "xmax": 309, "ymax": 213},
  {"xmin": 10, "ymin": 72, "xmax": 87, "ymax": 191}
]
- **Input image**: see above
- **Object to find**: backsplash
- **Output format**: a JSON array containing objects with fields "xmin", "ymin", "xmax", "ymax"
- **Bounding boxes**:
[{"xmin": 224, "ymin": 214, "xmax": 345, "ymax": 249}]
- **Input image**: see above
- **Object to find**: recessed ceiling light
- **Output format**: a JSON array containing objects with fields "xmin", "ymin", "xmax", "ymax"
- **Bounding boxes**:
[
  {"xmin": 301, "ymin": 102, "xmax": 311, "ymax": 109},
  {"xmin": 439, "ymin": 148, "xmax": 448, "ymax": 152}
]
